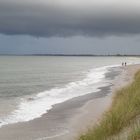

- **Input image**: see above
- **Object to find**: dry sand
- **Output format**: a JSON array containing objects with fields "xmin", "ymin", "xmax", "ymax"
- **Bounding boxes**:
[{"xmin": 0, "ymin": 64, "xmax": 139, "ymax": 140}]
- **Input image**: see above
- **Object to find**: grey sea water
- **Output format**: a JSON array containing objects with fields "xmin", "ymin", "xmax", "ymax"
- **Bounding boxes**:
[{"xmin": 0, "ymin": 56, "xmax": 139, "ymax": 127}]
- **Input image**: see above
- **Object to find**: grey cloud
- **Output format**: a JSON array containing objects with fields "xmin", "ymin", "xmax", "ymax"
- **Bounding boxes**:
[{"xmin": 1, "ymin": 0, "xmax": 140, "ymax": 37}]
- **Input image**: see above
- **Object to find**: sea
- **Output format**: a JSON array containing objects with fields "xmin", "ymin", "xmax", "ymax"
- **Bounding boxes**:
[{"xmin": 0, "ymin": 56, "xmax": 140, "ymax": 127}]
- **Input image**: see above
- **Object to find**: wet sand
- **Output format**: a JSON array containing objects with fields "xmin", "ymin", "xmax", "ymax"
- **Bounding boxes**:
[{"xmin": 0, "ymin": 65, "xmax": 139, "ymax": 140}]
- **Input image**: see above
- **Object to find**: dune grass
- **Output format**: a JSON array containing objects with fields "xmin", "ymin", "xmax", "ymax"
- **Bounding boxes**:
[
  {"xmin": 128, "ymin": 121, "xmax": 140, "ymax": 140},
  {"xmin": 79, "ymin": 70, "xmax": 140, "ymax": 140}
]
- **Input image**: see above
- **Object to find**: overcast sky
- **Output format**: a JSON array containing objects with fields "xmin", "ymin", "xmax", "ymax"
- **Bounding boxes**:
[{"xmin": 0, "ymin": 0, "xmax": 140, "ymax": 55}]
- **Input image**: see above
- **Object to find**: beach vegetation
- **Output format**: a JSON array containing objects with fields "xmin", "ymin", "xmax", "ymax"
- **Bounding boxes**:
[{"xmin": 79, "ymin": 70, "xmax": 140, "ymax": 140}]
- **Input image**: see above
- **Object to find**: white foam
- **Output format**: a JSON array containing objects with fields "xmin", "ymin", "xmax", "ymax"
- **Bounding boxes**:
[{"xmin": 0, "ymin": 65, "xmax": 119, "ymax": 127}]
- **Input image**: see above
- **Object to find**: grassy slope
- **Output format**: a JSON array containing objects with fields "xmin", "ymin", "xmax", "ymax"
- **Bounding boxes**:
[{"xmin": 79, "ymin": 70, "xmax": 140, "ymax": 140}]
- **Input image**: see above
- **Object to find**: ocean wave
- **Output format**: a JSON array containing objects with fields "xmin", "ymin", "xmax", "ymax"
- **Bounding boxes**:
[{"xmin": 0, "ymin": 65, "xmax": 119, "ymax": 127}]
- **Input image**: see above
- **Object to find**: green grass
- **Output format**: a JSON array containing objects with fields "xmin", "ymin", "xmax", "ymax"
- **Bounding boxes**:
[{"xmin": 79, "ymin": 70, "xmax": 140, "ymax": 140}]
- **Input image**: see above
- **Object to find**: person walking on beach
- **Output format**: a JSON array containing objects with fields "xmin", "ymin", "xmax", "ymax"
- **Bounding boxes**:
[
  {"xmin": 125, "ymin": 62, "xmax": 127, "ymax": 66},
  {"xmin": 122, "ymin": 62, "xmax": 124, "ymax": 66}
]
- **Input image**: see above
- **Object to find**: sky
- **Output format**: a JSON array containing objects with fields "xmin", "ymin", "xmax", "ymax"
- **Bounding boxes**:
[{"xmin": 0, "ymin": 0, "xmax": 140, "ymax": 55}]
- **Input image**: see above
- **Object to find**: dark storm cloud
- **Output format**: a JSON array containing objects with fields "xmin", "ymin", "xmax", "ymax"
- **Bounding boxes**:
[{"xmin": 1, "ymin": 0, "xmax": 140, "ymax": 37}]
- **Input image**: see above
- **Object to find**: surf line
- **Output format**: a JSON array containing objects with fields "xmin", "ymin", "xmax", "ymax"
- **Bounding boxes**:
[{"xmin": 36, "ymin": 130, "xmax": 69, "ymax": 140}]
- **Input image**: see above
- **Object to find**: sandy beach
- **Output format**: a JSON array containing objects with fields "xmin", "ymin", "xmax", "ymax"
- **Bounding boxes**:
[{"xmin": 0, "ymin": 64, "xmax": 140, "ymax": 140}]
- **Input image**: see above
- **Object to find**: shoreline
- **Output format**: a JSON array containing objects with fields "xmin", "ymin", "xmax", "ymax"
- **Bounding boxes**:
[
  {"xmin": 79, "ymin": 64, "xmax": 140, "ymax": 140},
  {"xmin": 0, "ymin": 64, "xmax": 139, "ymax": 140}
]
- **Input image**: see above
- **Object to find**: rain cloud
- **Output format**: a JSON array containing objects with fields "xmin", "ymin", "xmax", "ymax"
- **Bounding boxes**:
[{"xmin": 0, "ymin": 0, "xmax": 140, "ymax": 37}]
